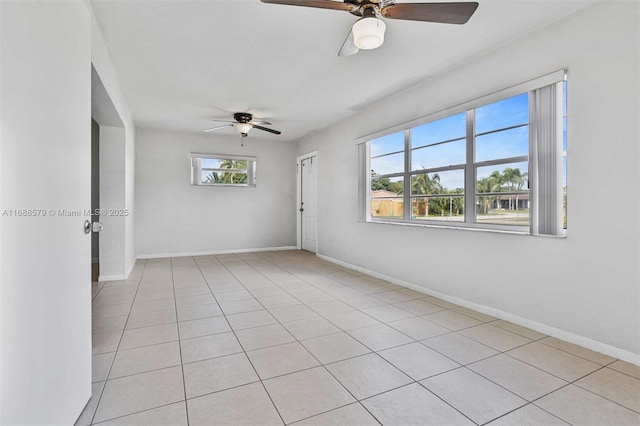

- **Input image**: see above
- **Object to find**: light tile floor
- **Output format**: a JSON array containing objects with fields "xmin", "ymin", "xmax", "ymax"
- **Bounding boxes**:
[{"xmin": 80, "ymin": 251, "xmax": 640, "ymax": 426}]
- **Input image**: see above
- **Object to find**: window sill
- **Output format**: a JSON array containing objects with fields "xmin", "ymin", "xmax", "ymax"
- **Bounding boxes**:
[{"xmin": 363, "ymin": 219, "xmax": 567, "ymax": 239}]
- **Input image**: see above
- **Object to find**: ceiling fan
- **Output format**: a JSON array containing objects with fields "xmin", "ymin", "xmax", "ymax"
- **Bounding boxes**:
[
  {"xmin": 203, "ymin": 112, "xmax": 282, "ymax": 138},
  {"xmin": 259, "ymin": 0, "xmax": 479, "ymax": 56}
]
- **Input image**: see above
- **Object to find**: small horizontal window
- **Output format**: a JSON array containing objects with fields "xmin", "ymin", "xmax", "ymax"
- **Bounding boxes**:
[{"xmin": 191, "ymin": 154, "xmax": 256, "ymax": 187}]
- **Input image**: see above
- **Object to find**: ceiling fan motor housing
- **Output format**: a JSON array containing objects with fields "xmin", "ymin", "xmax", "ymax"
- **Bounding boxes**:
[{"xmin": 234, "ymin": 112, "xmax": 253, "ymax": 123}]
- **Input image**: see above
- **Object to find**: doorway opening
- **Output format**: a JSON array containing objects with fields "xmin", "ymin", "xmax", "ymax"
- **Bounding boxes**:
[
  {"xmin": 91, "ymin": 118, "xmax": 100, "ymax": 282},
  {"xmin": 91, "ymin": 65, "xmax": 127, "ymax": 281},
  {"xmin": 296, "ymin": 152, "xmax": 318, "ymax": 253}
]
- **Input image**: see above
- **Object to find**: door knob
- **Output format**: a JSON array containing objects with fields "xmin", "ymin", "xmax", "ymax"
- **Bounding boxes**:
[{"xmin": 84, "ymin": 220, "xmax": 103, "ymax": 234}]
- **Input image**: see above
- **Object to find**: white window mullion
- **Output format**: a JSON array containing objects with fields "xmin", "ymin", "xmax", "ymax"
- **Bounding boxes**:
[{"xmin": 193, "ymin": 158, "xmax": 202, "ymax": 186}]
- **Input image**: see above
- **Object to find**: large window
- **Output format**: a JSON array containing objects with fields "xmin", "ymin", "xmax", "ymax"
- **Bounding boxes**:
[
  {"xmin": 191, "ymin": 154, "xmax": 256, "ymax": 187},
  {"xmin": 363, "ymin": 72, "xmax": 567, "ymax": 236}
]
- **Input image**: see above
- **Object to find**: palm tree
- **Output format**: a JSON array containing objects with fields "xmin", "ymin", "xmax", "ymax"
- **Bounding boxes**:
[
  {"xmin": 204, "ymin": 159, "xmax": 248, "ymax": 184},
  {"xmin": 513, "ymin": 169, "xmax": 528, "ymax": 210},
  {"xmin": 477, "ymin": 175, "xmax": 502, "ymax": 214},
  {"xmin": 502, "ymin": 168, "xmax": 517, "ymax": 209},
  {"xmin": 411, "ymin": 173, "xmax": 441, "ymax": 217},
  {"xmin": 204, "ymin": 172, "xmax": 221, "ymax": 183},
  {"xmin": 220, "ymin": 159, "xmax": 248, "ymax": 184}
]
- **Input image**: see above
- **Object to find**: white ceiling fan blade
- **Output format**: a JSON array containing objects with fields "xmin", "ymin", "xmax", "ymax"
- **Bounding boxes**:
[
  {"xmin": 338, "ymin": 29, "xmax": 359, "ymax": 57},
  {"xmin": 203, "ymin": 124, "xmax": 233, "ymax": 133},
  {"xmin": 251, "ymin": 120, "xmax": 273, "ymax": 126}
]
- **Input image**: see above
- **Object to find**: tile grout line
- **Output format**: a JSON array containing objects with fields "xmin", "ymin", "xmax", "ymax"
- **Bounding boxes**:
[
  {"xmin": 247, "ymin": 262, "xmax": 391, "ymax": 426},
  {"xmin": 169, "ymin": 257, "xmax": 190, "ymax": 426},
  {"xmin": 228, "ymin": 252, "xmax": 493, "ymax": 425},
  {"xmin": 91, "ymin": 251, "xmax": 635, "ymax": 426},
  {"xmin": 89, "ymin": 260, "xmax": 148, "ymax": 425},
  {"xmin": 257, "ymin": 252, "xmax": 561, "ymax": 425},
  {"xmin": 213, "ymin": 253, "xmax": 488, "ymax": 425},
  {"xmin": 206, "ymin": 253, "xmax": 387, "ymax": 425},
  {"xmin": 215, "ymin": 251, "xmax": 638, "ymax": 423},
  {"xmin": 249, "ymin": 252, "xmax": 640, "ymax": 412},
  {"xmin": 192, "ymin": 255, "xmax": 288, "ymax": 426},
  {"xmin": 532, "ymin": 363, "xmax": 640, "ymax": 415}
]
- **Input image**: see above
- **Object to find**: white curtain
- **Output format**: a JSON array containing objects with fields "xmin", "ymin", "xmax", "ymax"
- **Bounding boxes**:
[
  {"xmin": 530, "ymin": 82, "xmax": 564, "ymax": 236},
  {"xmin": 357, "ymin": 142, "xmax": 368, "ymax": 221}
]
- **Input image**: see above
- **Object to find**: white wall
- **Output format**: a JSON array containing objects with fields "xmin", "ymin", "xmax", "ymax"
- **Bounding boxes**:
[
  {"xmin": 88, "ymin": 4, "xmax": 137, "ymax": 279},
  {"xmin": 296, "ymin": 1, "xmax": 640, "ymax": 362},
  {"xmin": 136, "ymin": 128, "xmax": 297, "ymax": 257},
  {"xmin": 0, "ymin": 2, "xmax": 92, "ymax": 423}
]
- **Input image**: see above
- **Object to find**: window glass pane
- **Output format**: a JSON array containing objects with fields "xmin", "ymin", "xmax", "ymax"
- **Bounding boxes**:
[
  {"xmin": 201, "ymin": 158, "xmax": 222, "ymax": 169},
  {"xmin": 476, "ymin": 93, "xmax": 529, "ymax": 134},
  {"xmin": 411, "ymin": 113, "xmax": 466, "ymax": 148},
  {"xmin": 371, "ymin": 152, "xmax": 404, "ymax": 176},
  {"xmin": 201, "ymin": 170, "xmax": 247, "ymax": 184},
  {"xmin": 411, "ymin": 197, "xmax": 464, "ymax": 222},
  {"xmin": 371, "ymin": 177, "xmax": 403, "ymax": 197},
  {"xmin": 371, "ymin": 176, "xmax": 404, "ymax": 220},
  {"xmin": 371, "ymin": 198, "xmax": 403, "ymax": 219},
  {"xmin": 202, "ymin": 170, "xmax": 220, "ymax": 184},
  {"xmin": 201, "ymin": 158, "xmax": 247, "ymax": 171},
  {"xmin": 476, "ymin": 162, "xmax": 529, "ymax": 193},
  {"xmin": 562, "ymin": 80, "xmax": 567, "ymax": 115},
  {"xmin": 563, "ymin": 156, "xmax": 567, "ymax": 230},
  {"xmin": 476, "ymin": 161, "xmax": 529, "ymax": 227},
  {"xmin": 562, "ymin": 116, "xmax": 567, "ymax": 152},
  {"xmin": 371, "ymin": 131, "xmax": 404, "ymax": 157},
  {"xmin": 476, "ymin": 196, "xmax": 529, "ymax": 226},
  {"xmin": 411, "ymin": 139, "xmax": 466, "ymax": 171},
  {"xmin": 231, "ymin": 173, "xmax": 248, "ymax": 184},
  {"xmin": 475, "ymin": 126, "xmax": 529, "ymax": 163},
  {"xmin": 411, "ymin": 170, "xmax": 464, "ymax": 195}
]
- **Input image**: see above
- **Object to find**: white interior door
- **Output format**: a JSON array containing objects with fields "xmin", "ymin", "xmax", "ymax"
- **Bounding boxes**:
[
  {"xmin": 300, "ymin": 156, "xmax": 318, "ymax": 252},
  {"xmin": 0, "ymin": 2, "xmax": 92, "ymax": 424}
]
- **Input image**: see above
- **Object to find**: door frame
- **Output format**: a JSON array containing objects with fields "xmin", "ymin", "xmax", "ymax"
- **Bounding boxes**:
[{"xmin": 296, "ymin": 151, "xmax": 318, "ymax": 252}]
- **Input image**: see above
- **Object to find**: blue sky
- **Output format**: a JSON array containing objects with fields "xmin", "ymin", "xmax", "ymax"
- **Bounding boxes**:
[
  {"xmin": 371, "ymin": 82, "xmax": 568, "ymax": 194},
  {"xmin": 475, "ymin": 93, "xmax": 529, "ymax": 134},
  {"xmin": 371, "ymin": 92, "xmax": 537, "ymax": 190},
  {"xmin": 201, "ymin": 158, "xmax": 225, "ymax": 169}
]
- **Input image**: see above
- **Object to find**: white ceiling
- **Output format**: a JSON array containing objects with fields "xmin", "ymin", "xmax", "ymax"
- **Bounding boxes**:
[{"xmin": 91, "ymin": 0, "xmax": 595, "ymax": 142}]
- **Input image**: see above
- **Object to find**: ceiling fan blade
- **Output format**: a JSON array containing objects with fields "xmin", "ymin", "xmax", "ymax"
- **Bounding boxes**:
[
  {"xmin": 251, "ymin": 120, "xmax": 273, "ymax": 126},
  {"xmin": 338, "ymin": 29, "xmax": 359, "ymax": 57},
  {"xmin": 252, "ymin": 124, "xmax": 282, "ymax": 135},
  {"xmin": 381, "ymin": 2, "xmax": 479, "ymax": 24},
  {"xmin": 210, "ymin": 119, "xmax": 236, "ymax": 123},
  {"xmin": 259, "ymin": 0, "xmax": 358, "ymax": 12},
  {"xmin": 203, "ymin": 124, "xmax": 233, "ymax": 133}
]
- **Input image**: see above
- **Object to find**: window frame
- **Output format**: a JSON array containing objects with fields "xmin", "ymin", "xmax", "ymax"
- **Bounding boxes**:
[
  {"xmin": 190, "ymin": 153, "xmax": 257, "ymax": 187},
  {"xmin": 362, "ymin": 70, "xmax": 566, "ymax": 235}
]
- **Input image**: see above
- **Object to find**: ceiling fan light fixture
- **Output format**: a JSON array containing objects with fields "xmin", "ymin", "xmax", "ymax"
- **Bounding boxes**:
[
  {"xmin": 235, "ymin": 122, "xmax": 253, "ymax": 135},
  {"xmin": 352, "ymin": 16, "xmax": 386, "ymax": 50}
]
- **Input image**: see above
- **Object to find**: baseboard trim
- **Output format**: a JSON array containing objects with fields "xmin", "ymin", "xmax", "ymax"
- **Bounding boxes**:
[
  {"xmin": 317, "ymin": 253, "xmax": 640, "ymax": 366},
  {"xmin": 98, "ymin": 256, "xmax": 137, "ymax": 282},
  {"xmin": 124, "ymin": 257, "xmax": 136, "ymax": 279},
  {"xmin": 98, "ymin": 273, "xmax": 128, "ymax": 281},
  {"xmin": 136, "ymin": 246, "xmax": 298, "ymax": 260}
]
